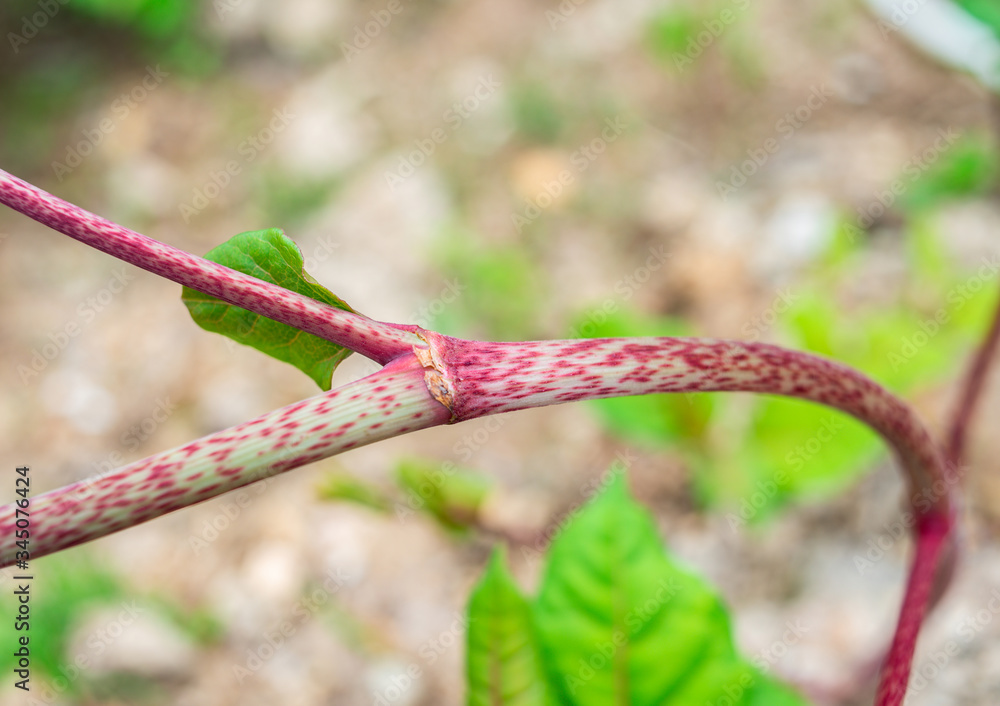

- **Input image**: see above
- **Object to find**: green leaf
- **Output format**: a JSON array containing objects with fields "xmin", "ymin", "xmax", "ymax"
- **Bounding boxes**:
[
  {"xmin": 396, "ymin": 458, "xmax": 492, "ymax": 531},
  {"xmin": 533, "ymin": 474, "xmax": 807, "ymax": 706},
  {"xmin": 467, "ymin": 548, "xmax": 552, "ymax": 706},
  {"xmin": 182, "ymin": 228, "xmax": 358, "ymax": 390},
  {"xmin": 317, "ymin": 471, "xmax": 392, "ymax": 513},
  {"xmin": 955, "ymin": 0, "xmax": 1000, "ymax": 43}
]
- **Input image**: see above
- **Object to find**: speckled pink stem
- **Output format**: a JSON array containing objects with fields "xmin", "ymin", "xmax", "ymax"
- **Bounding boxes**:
[
  {"xmin": 421, "ymin": 332, "xmax": 957, "ymax": 706},
  {"xmin": 0, "ymin": 169, "xmax": 420, "ymax": 364},
  {"xmin": 873, "ymin": 290, "xmax": 1000, "ymax": 705},
  {"xmin": 1, "ymin": 171, "xmax": 966, "ymax": 705},
  {"xmin": 424, "ymin": 333, "xmax": 953, "ymax": 520},
  {"xmin": 0, "ymin": 354, "xmax": 448, "ymax": 565}
]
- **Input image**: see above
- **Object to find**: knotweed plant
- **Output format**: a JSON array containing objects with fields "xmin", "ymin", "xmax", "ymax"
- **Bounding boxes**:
[{"xmin": 1, "ymin": 167, "xmax": 997, "ymax": 705}]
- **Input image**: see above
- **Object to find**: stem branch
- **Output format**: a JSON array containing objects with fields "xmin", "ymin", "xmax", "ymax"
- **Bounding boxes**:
[
  {"xmin": 0, "ymin": 355, "xmax": 448, "ymax": 565},
  {"xmin": 0, "ymin": 168, "xmax": 420, "ymax": 364}
]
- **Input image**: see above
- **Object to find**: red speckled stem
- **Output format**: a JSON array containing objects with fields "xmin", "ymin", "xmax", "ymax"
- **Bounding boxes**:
[
  {"xmin": 874, "ymin": 515, "xmax": 952, "ymax": 706},
  {"xmin": 0, "ymin": 168, "xmax": 420, "ymax": 364},
  {"xmin": 0, "ymin": 170, "xmax": 969, "ymax": 705},
  {"xmin": 424, "ymin": 332, "xmax": 953, "ymax": 520},
  {"xmin": 421, "ymin": 332, "xmax": 957, "ymax": 706},
  {"xmin": 875, "ymin": 290, "xmax": 1000, "ymax": 705},
  {"xmin": 0, "ymin": 354, "xmax": 448, "ymax": 565}
]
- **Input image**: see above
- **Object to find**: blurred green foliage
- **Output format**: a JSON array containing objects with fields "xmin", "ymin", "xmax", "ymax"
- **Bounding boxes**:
[
  {"xmin": 643, "ymin": 0, "xmax": 758, "ymax": 80},
  {"xmin": 68, "ymin": 0, "xmax": 193, "ymax": 38},
  {"xmin": 467, "ymin": 474, "xmax": 806, "ymax": 705},
  {"xmin": 317, "ymin": 457, "xmax": 494, "ymax": 533},
  {"xmin": 955, "ymin": 0, "xmax": 1000, "ymax": 40},
  {"xmin": 68, "ymin": 0, "xmax": 218, "ymax": 74},
  {"xmin": 255, "ymin": 172, "xmax": 343, "ymax": 230},
  {"xmin": 644, "ymin": 4, "xmax": 710, "ymax": 66},
  {"xmin": 900, "ymin": 134, "xmax": 1000, "ymax": 211},
  {"xmin": 0, "ymin": 553, "xmax": 122, "ymax": 687},
  {"xmin": 573, "ymin": 229, "xmax": 997, "ymax": 519},
  {"xmin": 317, "ymin": 470, "xmax": 393, "ymax": 513},
  {"xmin": 0, "ymin": 551, "xmax": 220, "ymax": 696},
  {"xmin": 396, "ymin": 458, "xmax": 492, "ymax": 531},
  {"xmin": 426, "ymin": 227, "xmax": 547, "ymax": 341},
  {"xmin": 509, "ymin": 81, "xmax": 566, "ymax": 145},
  {"xmin": 1, "ymin": 0, "xmax": 218, "ymax": 170}
]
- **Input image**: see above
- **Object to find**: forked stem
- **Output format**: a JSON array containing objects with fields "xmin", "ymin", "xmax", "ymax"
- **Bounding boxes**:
[
  {"xmin": 0, "ymin": 168, "xmax": 975, "ymax": 706},
  {"xmin": 0, "ymin": 169, "xmax": 421, "ymax": 364}
]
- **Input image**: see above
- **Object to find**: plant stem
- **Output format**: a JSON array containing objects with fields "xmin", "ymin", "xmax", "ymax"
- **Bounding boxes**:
[
  {"xmin": 422, "ymin": 333, "xmax": 959, "ymax": 706},
  {"xmin": 0, "ymin": 168, "xmax": 420, "ymax": 364},
  {"xmin": 874, "ymin": 515, "xmax": 952, "ymax": 706},
  {"xmin": 422, "ymin": 332, "xmax": 954, "ymax": 519},
  {"xmin": 946, "ymin": 289, "xmax": 1000, "ymax": 466},
  {"xmin": 874, "ymin": 288, "xmax": 1000, "ymax": 705},
  {"xmin": 0, "ymin": 171, "xmax": 972, "ymax": 706},
  {"xmin": 0, "ymin": 355, "xmax": 448, "ymax": 565}
]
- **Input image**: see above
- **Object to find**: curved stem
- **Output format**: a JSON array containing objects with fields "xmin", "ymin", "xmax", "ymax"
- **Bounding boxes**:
[
  {"xmin": 423, "ymin": 333, "xmax": 953, "ymax": 520},
  {"xmin": 874, "ymin": 515, "xmax": 953, "ymax": 706},
  {"xmin": 0, "ymin": 355, "xmax": 449, "ymax": 566},
  {"xmin": 946, "ymin": 289, "xmax": 1000, "ymax": 466},
  {"xmin": 0, "ymin": 168, "xmax": 421, "ymax": 364},
  {"xmin": 874, "ymin": 289, "xmax": 1000, "ymax": 704},
  {"xmin": 422, "ymin": 332, "xmax": 958, "ymax": 706},
  {"xmin": 0, "ymin": 169, "xmax": 971, "ymax": 705}
]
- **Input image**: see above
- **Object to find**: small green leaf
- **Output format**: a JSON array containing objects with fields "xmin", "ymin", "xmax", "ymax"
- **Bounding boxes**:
[
  {"xmin": 317, "ymin": 471, "xmax": 392, "ymax": 513},
  {"xmin": 182, "ymin": 228, "xmax": 358, "ymax": 390},
  {"xmin": 467, "ymin": 548, "xmax": 551, "ymax": 706},
  {"xmin": 533, "ymin": 474, "xmax": 807, "ymax": 706},
  {"xmin": 396, "ymin": 458, "xmax": 492, "ymax": 531}
]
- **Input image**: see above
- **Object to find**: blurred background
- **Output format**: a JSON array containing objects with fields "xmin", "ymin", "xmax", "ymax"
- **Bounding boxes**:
[{"xmin": 1, "ymin": 0, "xmax": 1000, "ymax": 703}]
